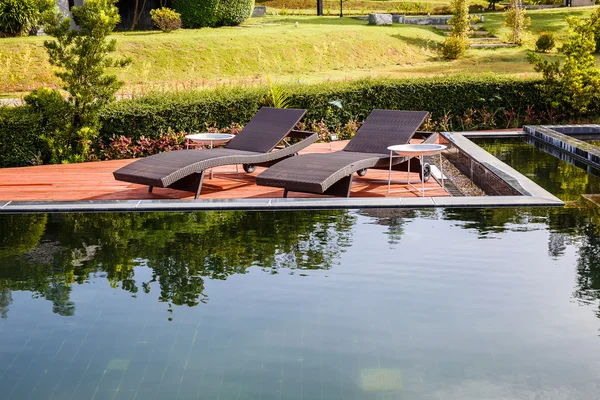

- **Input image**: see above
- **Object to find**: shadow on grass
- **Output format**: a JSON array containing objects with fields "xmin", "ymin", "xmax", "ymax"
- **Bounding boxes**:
[
  {"xmin": 391, "ymin": 31, "xmax": 440, "ymax": 51},
  {"xmin": 115, "ymin": 30, "xmax": 164, "ymax": 37},
  {"xmin": 263, "ymin": 16, "xmax": 368, "ymax": 26}
]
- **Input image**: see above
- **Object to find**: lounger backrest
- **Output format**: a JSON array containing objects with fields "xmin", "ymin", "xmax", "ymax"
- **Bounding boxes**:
[
  {"xmin": 342, "ymin": 110, "xmax": 429, "ymax": 154},
  {"xmin": 225, "ymin": 107, "xmax": 307, "ymax": 153}
]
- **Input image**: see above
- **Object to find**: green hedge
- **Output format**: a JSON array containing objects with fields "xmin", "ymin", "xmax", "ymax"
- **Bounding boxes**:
[
  {"xmin": 1, "ymin": 76, "xmax": 550, "ymax": 167},
  {"xmin": 98, "ymin": 76, "xmax": 546, "ymax": 142},
  {"xmin": 0, "ymin": 106, "xmax": 46, "ymax": 168},
  {"xmin": 171, "ymin": 0, "xmax": 219, "ymax": 28},
  {"xmin": 172, "ymin": 0, "xmax": 254, "ymax": 28},
  {"xmin": 216, "ymin": 0, "xmax": 255, "ymax": 26}
]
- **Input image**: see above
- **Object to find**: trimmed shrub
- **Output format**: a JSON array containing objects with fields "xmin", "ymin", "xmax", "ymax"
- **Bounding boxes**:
[
  {"xmin": 0, "ymin": 105, "xmax": 46, "ymax": 167},
  {"xmin": 172, "ymin": 0, "xmax": 254, "ymax": 28},
  {"xmin": 535, "ymin": 32, "xmax": 555, "ymax": 53},
  {"xmin": 171, "ymin": 0, "xmax": 219, "ymax": 28},
  {"xmin": 98, "ymin": 77, "xmax": 547, "ymax": 143},
  {"xmin": 216, "ymin": 0, "xmax": 255, "ymax": 26},
  {"xmin": 150, "ymin": 7, "xmax": 182, "ymax": 32}
]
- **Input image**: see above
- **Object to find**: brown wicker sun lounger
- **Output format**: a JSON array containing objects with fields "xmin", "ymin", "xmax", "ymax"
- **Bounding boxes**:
[
  {"xmin": 256, "ymin": 109, "xmax": 431, "ymax": 197},
  {"xmin": 113, "ymin": 107, "xmax": 316, "ymax": 198}
]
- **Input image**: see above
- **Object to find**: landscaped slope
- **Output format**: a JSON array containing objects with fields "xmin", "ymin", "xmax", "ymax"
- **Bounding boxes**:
[{"xmin": 0, "ymin": 8, "xmax": 596, "ymax": 94}]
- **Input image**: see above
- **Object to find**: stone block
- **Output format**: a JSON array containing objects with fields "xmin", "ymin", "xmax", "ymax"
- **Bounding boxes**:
[
  {"xmin": 392, "ymin": 14, "xmax": 404, "ymax": 23},
  {"xmin": 368, "ymin": 13, "xmax": 393, "ymax": 25},
  {"xmin": 403, "ymin": 16, "xmax": 452, "ymax": 25},
  {"xmin": 251, "ymin": 6, "xmax": 267, "ymax": 17}
]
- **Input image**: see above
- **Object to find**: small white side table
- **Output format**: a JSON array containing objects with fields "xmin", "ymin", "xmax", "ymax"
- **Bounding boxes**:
[
  {"xmin": 387, "ymin": 144, "xmax": 447, "ymax": 197},
  {"xmin": 185, "ymin": 133, "xmax": 235, "ymax": 149},
  {"xmin": 184, "ymin": 133, "xmax": 236, "ymax": 179}
]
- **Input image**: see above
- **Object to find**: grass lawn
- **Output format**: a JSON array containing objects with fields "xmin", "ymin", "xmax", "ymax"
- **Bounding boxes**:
[{"xmin": 0, "ymin": 7, "xmax": 596, "ymax": 95}]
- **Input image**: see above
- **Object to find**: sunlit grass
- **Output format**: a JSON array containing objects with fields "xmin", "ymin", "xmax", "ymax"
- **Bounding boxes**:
[{"xmin": 0, "ymin": 7, "xmax": 597, "ymax": 95}]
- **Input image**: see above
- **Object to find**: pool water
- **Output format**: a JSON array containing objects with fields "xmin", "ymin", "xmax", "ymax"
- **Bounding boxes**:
[
  {"xmin": 3, "ymin": 137, "xmax": 600, "ymax": 399},
  {"xmin": 474, "ymin": 137, "xmax": 600, "ymax": 201},
  {"xmin": 2, "ymin": 206, "xmax": 600, "ymax": 400}
]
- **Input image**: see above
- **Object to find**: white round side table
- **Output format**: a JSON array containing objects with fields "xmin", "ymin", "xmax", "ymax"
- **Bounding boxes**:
[{"xmin": 387, "ymin": 144, "xmax": 447, "ymax": 197}]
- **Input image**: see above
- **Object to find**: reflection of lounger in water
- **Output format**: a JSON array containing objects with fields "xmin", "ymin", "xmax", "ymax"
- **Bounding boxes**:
[
  {"xmin": 113, "ymin": 107, "xmax": 317, "ymax": 198},
  {"xmin": 256, "ymin": 110, "xmax": 431, "ymax": 197}
]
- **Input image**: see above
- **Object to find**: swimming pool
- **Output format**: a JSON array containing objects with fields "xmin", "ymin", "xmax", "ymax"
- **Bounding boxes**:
[{"xmin": 2, "ymin": 137, "xmax": 600, "ymax": 399}]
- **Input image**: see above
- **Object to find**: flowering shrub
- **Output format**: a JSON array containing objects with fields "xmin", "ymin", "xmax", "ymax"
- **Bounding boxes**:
[
  {"xmin": 94, "ymin": 123, "xmax": 243, "ymax": 161},
  {"xmin": 97, "ymin": 129, "xmax": 186, "ymax": 160},
  {"xmin": 304, "ymin": 119, "xmax": 361, "ymax": 142}
]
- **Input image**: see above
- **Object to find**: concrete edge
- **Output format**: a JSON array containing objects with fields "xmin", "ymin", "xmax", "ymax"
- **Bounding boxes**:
[
  {"xmin": 440, "ymin": 131, "xmax": 564, "ymax": 204},
  {"xmin": 0, "ymin": 194, "xmax": 564, "ymax": 214},
  {"xmin": 524, "ymin": 125, "xmax": 600, "ymax": 168}
]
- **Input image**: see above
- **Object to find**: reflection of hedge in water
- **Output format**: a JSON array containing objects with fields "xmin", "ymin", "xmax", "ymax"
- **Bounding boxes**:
[
  {"xmin": 0, "ymin": 214, "xmax": 47, "ymax": 259},
  {"xmin": 444, "ymin": 203, "xmax": 600, "ymax": 320},
  {"xmin": 0, "ymin": 211, "xmax": 354, "ymax": 315}
]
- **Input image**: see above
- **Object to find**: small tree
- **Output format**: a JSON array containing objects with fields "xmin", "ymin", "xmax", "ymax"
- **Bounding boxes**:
[
  {"xmin": 504, "ymin": 0, "xmax": 530, "ymax": 45},
  {"xmin": 33, "ymin": 0, "xmax": 131, "ymax": 163},
  {"xmin": 441, "ymin": 0, "xmax": 471, "ymax": 59},
  {"xmin": 528, "ymin": 14, "xmax": 600, "ymax": 116}
]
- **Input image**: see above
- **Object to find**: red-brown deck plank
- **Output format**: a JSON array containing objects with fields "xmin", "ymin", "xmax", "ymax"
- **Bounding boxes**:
[{"xmin": 0, "ymin": 141, "xmax": 449, "ymax": 202}]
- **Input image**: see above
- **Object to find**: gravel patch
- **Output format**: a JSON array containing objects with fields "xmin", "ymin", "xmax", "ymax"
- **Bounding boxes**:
[{"xmin": 439, "ymin": 154, "xmax": 486, "ymax": 197}]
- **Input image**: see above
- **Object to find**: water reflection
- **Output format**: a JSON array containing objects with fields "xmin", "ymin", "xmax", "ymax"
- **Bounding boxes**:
[
  {"xmin": 3, "ymin": 202, "xmax": 600, "ymax": 325},
  {"xmin": 0, "ymin": 211, "xmax": 355, "ymax": 318},
  {"xmin": 474, "ymin": 137, "xmax": 600, "ymax": 202}
]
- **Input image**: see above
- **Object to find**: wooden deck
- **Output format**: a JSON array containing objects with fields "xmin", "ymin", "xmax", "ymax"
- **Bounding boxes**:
[{"xmin": 0, "ymin": 141, "xmax": 449, "ymax": 202}]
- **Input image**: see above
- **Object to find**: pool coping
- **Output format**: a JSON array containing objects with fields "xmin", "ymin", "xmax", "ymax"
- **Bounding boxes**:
[
  {"xmin": 0, "ymin": 130, "xmax": 565, "ymax": 213},
  {"xmin": 524, "ymin": 124, "xmax": 600, "ymax": 169}
]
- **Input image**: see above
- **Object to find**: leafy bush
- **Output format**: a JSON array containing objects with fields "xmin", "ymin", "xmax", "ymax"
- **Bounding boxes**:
[
  {"xmin": 24, "ymin": 88, "xmax": 73, "ymax": 163},
  {"xmin": 0, "ymin": 105, "xmax": 46, "ymax": 167},
  {"xmin": 0, "ymin": 0, "xmax": 41, "ymax": 37},
  {"xmin": 441, "ymin": 35, "xmax": 468, "ymax": 59},
  {"xmin": 171, "ymin": 0, "xmax": 219, "ymax": 28},
  {"xmin": 535, "ymin": 32, "xmax": 555, "ymax": 53},
  {"xmin": 96, "ymin": 129, "xmax": 186, "ymax": 160},
  {"xmin": 172, "ymin": 0, "xmax": 254, "ymax": 28},
  {"xmin": 529, "ymin": 14, "xmax": 600, "ymax": 116},
  {"xmin": 150, "ymin": 7, "xmax": 182, "ymax": 32},
  {"xmin": 216, "ymin": 0, "xmax": 255, "ymax": 26}
]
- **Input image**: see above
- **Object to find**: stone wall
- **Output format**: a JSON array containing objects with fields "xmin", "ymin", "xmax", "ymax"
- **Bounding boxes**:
[
  {"xmin": 403, "ymin": 16, "xmax": 452, "ymax": 25},
  {"xmin": 564, "ymin": 0, "xmax": 594, "ymax": 6}
]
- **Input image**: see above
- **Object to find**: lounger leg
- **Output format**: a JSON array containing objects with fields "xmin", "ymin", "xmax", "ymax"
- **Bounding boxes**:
[
  {"xmin": 148, "ymin": 186, "xmax": 153, "ymax": 193},
  {"xmin": 323, "ymin": 175, "xmax": 353, "ymax": 197},
  {"xmin": 194, "ymin": 171, "xmax": 206, "ymax": 200}
]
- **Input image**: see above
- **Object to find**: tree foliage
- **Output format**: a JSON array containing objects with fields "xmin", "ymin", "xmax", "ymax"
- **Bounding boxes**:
[
  {"xmin": 31, "ymin": 0, "xmax": 131, "ymax": 163},
  {"xmin": 0, "ymin": 0, "xmax": 53, "ymax": 37},
  {"xmin": 528, "ymin": 12, "xmax": 600, "ymax": 116},
  {"xmin": 504, "ymin": 0, "xmax": 530, "ymax": 45},
  {"xmin": 442, "ymin": 0, "xmax": 470, "ymax": 60}
]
